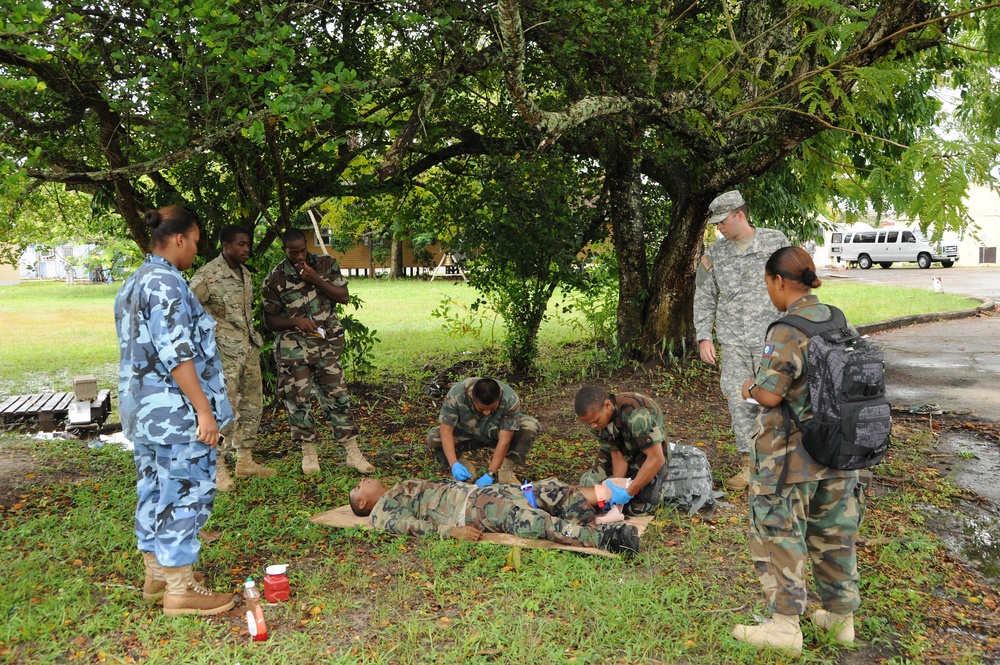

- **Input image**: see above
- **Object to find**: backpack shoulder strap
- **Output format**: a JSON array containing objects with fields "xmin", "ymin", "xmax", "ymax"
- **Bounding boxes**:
[{"xmin": 767, "ymin": 305, "xmax": 854, "ymax": 342}]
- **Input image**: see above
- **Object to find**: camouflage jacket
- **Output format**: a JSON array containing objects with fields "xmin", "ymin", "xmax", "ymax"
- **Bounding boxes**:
[
  {"xmin": 750, "ymin": 294, "xmax": 856, "ymax": 495},
  {"xmin": 370, "ymin": 479, "xmax": 475, "ymax": 538},
  {"xmin": 189, "ymin": 254, "xmax": 263, "ymax": 354},
  {"xmin": 694, "ymin": 227, "xmax": 789, "ymax": 347},
  {"xmin": 589, "ymin": 393, "xmax": 667, "ymax": 468},
  {"xmin": 439, "ymin": 377, "xmax": 524, "ymax": 438},
  {"xmin": 114, "ymin": 254, "xmax": 233, "ymax": 444},
  {"xmin": 261, "ymin": 253, "xmax": 348, "ymax": 360}
]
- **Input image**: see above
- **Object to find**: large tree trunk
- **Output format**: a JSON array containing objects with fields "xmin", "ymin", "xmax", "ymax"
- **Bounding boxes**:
[
  {"xmin": 604, "ymin": 134, "xmax": 648, "ymax": 353},
  {"xmin": 388, "ymin": 238, "xmax": 405, "ymax": 278},
  {"xmin": 637, "ymin": 196, "xmax": 711, "ymax": 359}
]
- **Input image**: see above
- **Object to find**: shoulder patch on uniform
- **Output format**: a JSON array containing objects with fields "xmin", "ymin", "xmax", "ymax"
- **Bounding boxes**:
[
  {"xmin": 761, "ymin": 343, "xmax": 775, "ymax": 358},
  {"xmin": 700, "ymin": 255, "xmax": 713, "ymax": 271}
]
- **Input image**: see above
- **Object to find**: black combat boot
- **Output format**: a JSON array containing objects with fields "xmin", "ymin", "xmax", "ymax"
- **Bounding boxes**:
[{"xmin": 598, "ymin": 523, "xmax": 641, "ymax": 554}]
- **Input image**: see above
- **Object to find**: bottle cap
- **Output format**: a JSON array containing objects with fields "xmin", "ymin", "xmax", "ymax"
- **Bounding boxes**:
[
  {"xmin": 265, "ymin": 564, "xmax": 289, "ymax": 575},
  {"xmin": 245, "ymin": 578, "xmax": 256, "ymax": 588}
]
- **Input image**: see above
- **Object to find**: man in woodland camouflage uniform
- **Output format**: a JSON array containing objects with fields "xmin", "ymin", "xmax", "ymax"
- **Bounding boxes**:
[
  {"xmin": 427, "ymin": 377, "xmax": 539, "ymax": 486},
  {"xmin": 349, "ymin": 477, "xmax": 641, "ymax": 554},
  {"xmin": 694, "ymin": 190, "xmax": 789, "ymax": 491},
  {"xmin": 574, "ymin": 386, "xmax": 668, "ymax": 517},
  {"xmin": 190, "ymin": 225, "xmax": 276, "ymax": 490},
  {"xmin": 261, "ymin": 229, "xmax": 374, "ymax": 475}
]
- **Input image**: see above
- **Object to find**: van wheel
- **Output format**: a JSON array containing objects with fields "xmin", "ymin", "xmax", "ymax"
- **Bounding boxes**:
[
  {"xmin": 858, "ymin": 254, "xmax": 873, "ymax": 270},
  {"xmin": 941, "ymin": 261, "xmax": 954, "ymax": 268},
  {"xmin": 879, "ymin": 262, "xmax": 893, "ymax": 269},
  {"xmin": 917, "ymin": 253, "xmax": 932, "ymax": 269}
]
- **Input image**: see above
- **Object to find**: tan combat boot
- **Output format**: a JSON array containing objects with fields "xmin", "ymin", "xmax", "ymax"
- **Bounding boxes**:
[
  {"xmin": 234, "ymin": 447, "xmax": 277, "ymax": 479},
  {"xmin": 725, "ymin": 454, "xmax": 751, "ymax": 491},
  {"xmin": 215, "ymin": 455, "xmax": 236, "ymax": 492},
  {"xmin": 732, "ymin": 614, "xmax": 803, "ymax": 652},
  {"xmin": 811, "ymin": 609, "xmax": 855, "ymax": 644},
  {"xmin": 342, "ymin": 435, "xmax": 375, "ymax": 473},
  {"xmin": 301, "ymin": 441, "xmax": 320, "ymax": 475},
  {"xmin": 497, "ymin": 458, "xmax": 519, "ymax": 485},
  {"xmin": 161, "ymin": 565, "xmax": 234, "ymax": 616},
  {"xmin": 141, "ymin": 552, "xmax": 203, "ymax": 603}
]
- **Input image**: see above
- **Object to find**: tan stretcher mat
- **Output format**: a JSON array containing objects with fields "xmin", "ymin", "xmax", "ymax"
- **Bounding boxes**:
[{"xmin": 311, "ymin": 505, "xmax": 653, "ymax": 558}]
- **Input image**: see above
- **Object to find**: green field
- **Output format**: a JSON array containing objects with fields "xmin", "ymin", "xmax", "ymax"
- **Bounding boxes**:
[{"xmin": 0, "ymin": 278, "xmax": 980, "ymax": 397}]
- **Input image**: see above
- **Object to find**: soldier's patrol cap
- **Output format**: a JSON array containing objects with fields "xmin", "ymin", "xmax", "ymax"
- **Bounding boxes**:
[{"xmin": 706, "ymin": 190, "xmax": 746, "ymax": 224}]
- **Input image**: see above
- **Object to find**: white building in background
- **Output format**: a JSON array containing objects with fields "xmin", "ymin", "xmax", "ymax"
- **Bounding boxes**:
[
  {"xmin": 814, "ymin": 185, "xmax": 1000, "ymax": 268},
  {"xmin": 18, "ymin": 244, "xmax": 98, "ymax": 280}
]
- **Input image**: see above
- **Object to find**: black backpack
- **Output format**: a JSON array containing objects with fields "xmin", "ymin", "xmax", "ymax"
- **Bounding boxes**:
[{"xmin": 770, "ymin": 305, "xmax": 891, "ymax": 471}]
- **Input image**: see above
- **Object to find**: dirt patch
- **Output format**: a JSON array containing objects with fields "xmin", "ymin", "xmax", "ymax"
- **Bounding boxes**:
[{"xmin": 0, "ymin": 448, "xmax": 83, "ymax": 509}]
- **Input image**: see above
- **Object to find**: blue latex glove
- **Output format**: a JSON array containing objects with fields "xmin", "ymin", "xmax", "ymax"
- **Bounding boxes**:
[
  {"xmin": 474, "ymin": 472, "xmax": 494, "ymax": 488},
  {"xmin": 451, "ymin": 461, "xmax": 472, "ymax": 481},
  {"xmin": 604, "ymin": 479, "xmax": 633, "ymax": 505}
]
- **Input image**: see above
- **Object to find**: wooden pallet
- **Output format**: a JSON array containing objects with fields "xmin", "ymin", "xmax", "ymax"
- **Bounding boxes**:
[{"xmin": 0, "ymin": 389, "xmax": 111, "ymax": 430}]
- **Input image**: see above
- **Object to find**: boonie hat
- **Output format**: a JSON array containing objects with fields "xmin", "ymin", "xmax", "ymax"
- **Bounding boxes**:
[{"xmin": 706, "ymin": 190, "xmax": 746, "ymax": 224}]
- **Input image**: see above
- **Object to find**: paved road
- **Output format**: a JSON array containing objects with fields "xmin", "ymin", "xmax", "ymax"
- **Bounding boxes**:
[{"xmin": 819, "ymin": 266, "xmax": 1000, "ymax": 421}]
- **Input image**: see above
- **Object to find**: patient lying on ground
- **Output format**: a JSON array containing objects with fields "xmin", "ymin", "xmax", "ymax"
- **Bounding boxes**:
[{"xmin": 349, "ymin": 477, "xmax": 641, "ymax": 554}]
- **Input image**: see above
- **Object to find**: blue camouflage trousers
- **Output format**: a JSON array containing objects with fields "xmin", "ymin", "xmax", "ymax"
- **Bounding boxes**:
[
  {"xmin": 133, "ymin": 438, "xmax": 216, "ymax": 567},
  {"xmin": 749, "ymin": 475, "xmax": 865, "ymax": 616}
]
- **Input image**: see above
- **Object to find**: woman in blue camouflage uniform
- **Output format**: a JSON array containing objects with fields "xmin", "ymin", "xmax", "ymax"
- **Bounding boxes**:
[
  {"xmin": 731, "ymin": 247, "xmax": 863, "ymax": 652},
  {"xmin": 114, "ymin": 206, "xmax": 235, "ymax": 617}
]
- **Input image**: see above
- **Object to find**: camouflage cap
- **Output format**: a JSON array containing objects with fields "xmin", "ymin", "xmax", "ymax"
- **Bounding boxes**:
[{"xmin": 706, "ymin": 190, "xmax": 746, "ymax": 224}]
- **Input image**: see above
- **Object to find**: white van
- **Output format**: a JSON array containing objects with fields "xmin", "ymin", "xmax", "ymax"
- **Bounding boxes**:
[{"xmin": 829, "ymin": 228, "xmax": 959, "ymax": 269}]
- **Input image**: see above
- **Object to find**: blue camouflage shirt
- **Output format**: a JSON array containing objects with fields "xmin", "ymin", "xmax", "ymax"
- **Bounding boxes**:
[{"xmin": 114, "ymin": 254, "xmax": 233, "ymax": 444}]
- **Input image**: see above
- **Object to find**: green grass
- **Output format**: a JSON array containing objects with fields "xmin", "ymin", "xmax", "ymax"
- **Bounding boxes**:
[
  {"xmin": 0, "ymin": 282, "xmax": 120, "ymax": 397},
  {"xmin": 0, "ymin": 278, "xmax": 982, "ymax": 397},
  {"xmin": 1, "ymin": 417, "xmax": 995, "ymax": 663},
  {"xmin": 822, "ymin": 281, "xmax": 979, "ymax": 325},
  {"xmin": 0, "ymin": 275, "xmax": 997, "ymax": 663}
]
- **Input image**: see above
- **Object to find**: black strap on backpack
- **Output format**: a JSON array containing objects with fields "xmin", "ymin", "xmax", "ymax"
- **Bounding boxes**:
[{"xmin": 769, "ymin": 306, "xmax": 853, "ymax": 495}]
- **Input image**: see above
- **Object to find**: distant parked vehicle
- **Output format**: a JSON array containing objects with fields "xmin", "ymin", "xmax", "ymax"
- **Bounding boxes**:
[{"xmin": 829, "ymin": 228, "xmax": 959, "ymax": 269}]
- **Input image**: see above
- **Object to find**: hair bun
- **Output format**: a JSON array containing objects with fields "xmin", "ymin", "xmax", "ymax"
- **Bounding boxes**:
[
  {"xmin": 144, "ymin": 210, "xmax": 161, "ymax": 228},
  {"xmin": 801, "ymin": 269, "xmax": 817, "ymax": 285}
]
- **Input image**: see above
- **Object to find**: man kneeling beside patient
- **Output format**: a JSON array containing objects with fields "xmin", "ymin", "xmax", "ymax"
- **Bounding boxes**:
[{"xmin": 350, "ymin": 477, "xmax": 641, "ymax": 554}]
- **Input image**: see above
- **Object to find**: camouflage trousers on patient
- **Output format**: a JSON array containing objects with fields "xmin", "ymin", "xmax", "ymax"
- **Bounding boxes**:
[
  {"xmin": 133, "ymin": 438, "xmax": 216, "ymax": 567},
  {"xmin": 749, "ymin": 475, "xmax": 866, "ymax": 616},
  {"xmin": 465, "ymin": 482, "xmax": 608, "ymax": 548},
  {"xmin": 580, "ymin": 462, "xmax": 667, "ymax": 517},
  {"xmin": 276, "ymin": 334, "xmax": 354, "ymax": 443}
]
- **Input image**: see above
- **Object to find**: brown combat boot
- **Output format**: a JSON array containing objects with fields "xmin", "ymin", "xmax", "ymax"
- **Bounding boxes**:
[
  {"xmin": 342, "ymin": 435, "xmax": 375, "ymax": 473},
  {"xmin": 301, "ymin": 441, "xmax": 320, "ymax": 475},
  {"xmin": 234, "ymin": 447, "xmax": 277, "ymax": 479},
  {"xmin": 161, "ymin": 565, "xmax": 234, "ymax": 616},
  {"xmin": 215, "ymin": 455, "xmax": 236, "ymax": 492},
  {"xmin": 497, "ymin": 458, "xmax": 519, "ymax": 485},
  {"xmin": 141, "ymin": 552, "xmax": 203, "ymax": 603},
  {"xmin": 725, "ymin": 454, "xmax": 751, "ymax": 491},
  {"xmin": 732, "ymin": 614, "xmax": 803, "ymax": 652}
]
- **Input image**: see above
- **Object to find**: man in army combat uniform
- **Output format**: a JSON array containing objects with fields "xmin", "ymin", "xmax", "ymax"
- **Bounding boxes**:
[
  {"xmin": 574, "ymin": 386, "xmax": 668, "ymax": 517},
  {"xmin": 348, "ymin": 477, "xmax": 641, "ymax": 554},
  {"xmin": 427, "ymin": 377, "xmax": 538, "ymax": 486},
  {"xmin": 694, "ymin": 190, "xmax": 789, "ymax": 491},
  {"xmin": 262, "ymin": 229, "xmax": 374, "ymax": 475},
  {"xmin": 190, "ymin": 225, "xmax": 276, "ymax": 490}
]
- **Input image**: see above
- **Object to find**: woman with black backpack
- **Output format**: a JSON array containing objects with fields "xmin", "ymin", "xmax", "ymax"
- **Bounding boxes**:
[{"xmin": 730, "ymin": 246, "xmax": 864, "ymax": 653}]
